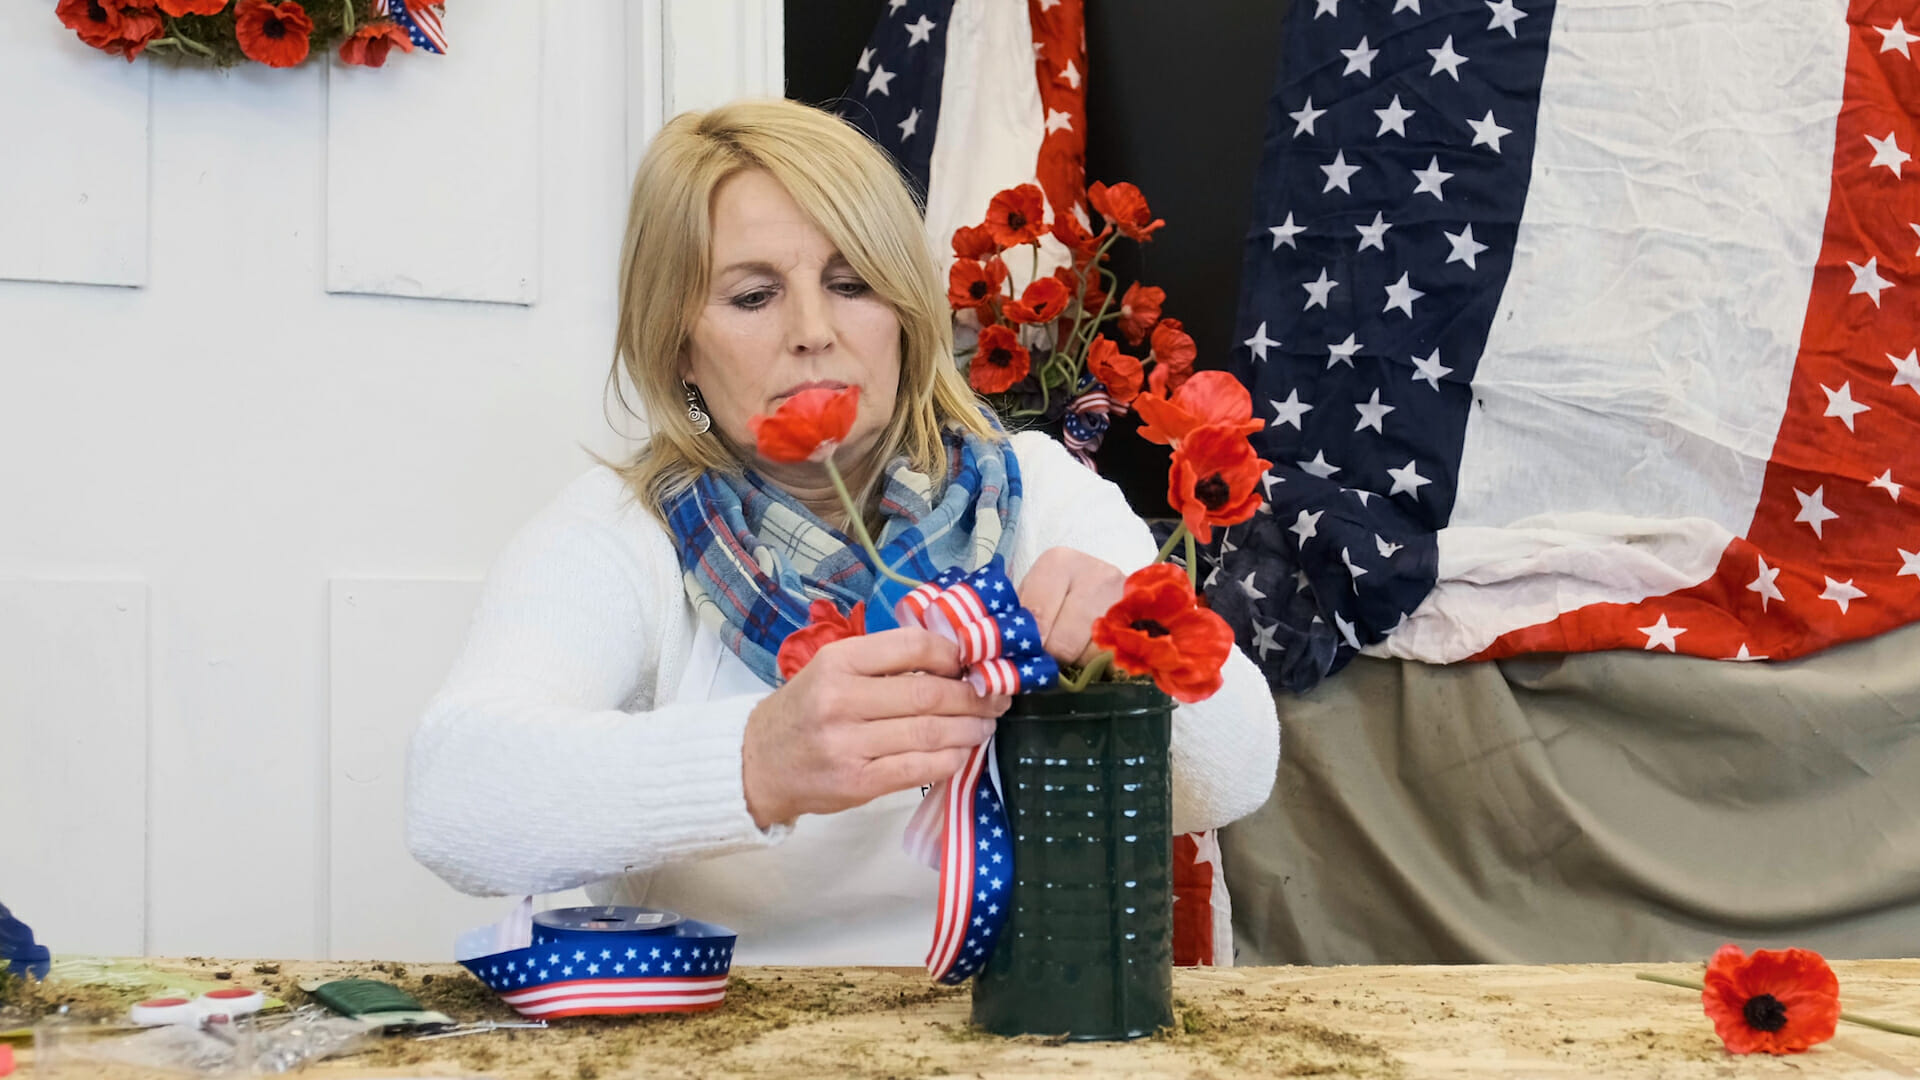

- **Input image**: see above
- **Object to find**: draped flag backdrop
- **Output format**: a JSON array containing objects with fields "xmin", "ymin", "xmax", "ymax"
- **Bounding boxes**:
[
  {"xmin": 835, "ymin": 0, "xmax": 1233, "ymax": 968},
  {"xmin": 1210, "ymin": 0, "xmax": 1920, "ymax": 692}
]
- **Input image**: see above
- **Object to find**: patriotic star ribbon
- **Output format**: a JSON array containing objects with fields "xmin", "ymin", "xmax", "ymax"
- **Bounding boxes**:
[
  {"xmin": 891, "ymin": 556, "xmax": 1056, "ymax": 982},
  {"xmin": 1061, "ymin": 372, "xmax": 1125, "ymax": 468},
  {"xmin": 374, "ymin": 0, "xmax": 449, "ymax": 54}
]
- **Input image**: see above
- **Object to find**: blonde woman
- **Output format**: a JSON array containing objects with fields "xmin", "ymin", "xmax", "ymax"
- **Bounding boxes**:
[{"xmin": 405, "ymin": 99, "xmax": 1279, "ymax": 964}]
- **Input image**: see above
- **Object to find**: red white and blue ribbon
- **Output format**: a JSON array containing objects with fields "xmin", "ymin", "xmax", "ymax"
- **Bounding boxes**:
[
  {"xmin": 375, "ymin": 0, "xmax": 448, "ymax": 54},
  {"xmin": 893, "ymin": 557, "xmax": 1055, "ymax": 982},
  {"xmin": 457, "ymin": 902, "xmax": 737, "ymax": 1018},
  {"xmin": 1062, "ymin": 372, "xmax": 1124, "ymax": 468}
]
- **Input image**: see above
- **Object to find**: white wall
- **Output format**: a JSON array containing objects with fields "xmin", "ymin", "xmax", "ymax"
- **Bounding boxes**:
[{"xmin": 0, "ymin": 0, "xmax": 783, "ymax": 961}]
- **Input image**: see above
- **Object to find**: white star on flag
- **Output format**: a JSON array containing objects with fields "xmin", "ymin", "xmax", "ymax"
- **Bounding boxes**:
[
  {"xmin": 1242, "ymin": 572, "xmax": 1268, "ymax": 601},
  {"xmin": 1748, "ymin": 555, "xmax": 1784, "ymax": 610},
  {"xmin": 1356, "ymin": 211, "xmax": 1393, "ymax": 252},
  {"xmin": 1376, "ymin": 534, "xmax": 1403, "ymax": 557},
  {"xmin": 1270, "ymin": 213, "xmax": 1307, "ymax": 249},
  {"xmin": 867, "ymin": 64, "xmax": 896, "ymax": 96},
  {"xmin": 1411, "ymin": 349, "xmax": 1452, "ymax": 390},
  {"xmin": 1059, "ymin": 59, "xmax": 1080, "ymax": 89},
  {"xmin": 1304, "ymin": 268, "xmax": 1339, "ymax": 309},
  {"xmin": 1485, "ymin": 0, "xmax": 1527, "ymax": 37},
  {"xmin": 1850, "ymin": 257, "xmax": 1893, "ymax": 307},
  {"xmin": 1354, "ymin": 388, "xmax": 1395, "ymax": 432},
  {"xmin": 1467, "ymin": 110, "xmax": 1512, "ymax": 153},
  {"xmin": 1299, "ymin": 450, "xmax": 1341, "ymax": 479},
  {"xmin": 1387, "ymin": 460, "xmax": 1430, "ymax": 498},
  {"xmin": 1245, "ymin": 321, "xmax": 1280, "ymax": 361},
  {"xmin": 856, "ymin": 47, "xmax": 873, "ymax": 72},
  {"xmin": 1334, "ymin": 611, "xmax": 1362, "ymax": 649},
  {"xmin": 1730, "ymin": 644, "xmax": 1768, "ymax": 661},
  {"xmin": 1428, "ymin": 35, "xmax": 1468, "ymax": 80},
  {"xmin": 1445, "ymin": 224, "xmax": 1490, "ymax": 269},
  {"xmin": 1638, "ymin": 614, "xmax": 1685, "ymax": 651},
  {"xmin": 1314, "ymin": 0, "xmax": 1339, "ymax": 17},
  {"xmin": 1394, "ymin": 0, "xmax": 1421, "ymax": 12},
  {"xmin": 1045, "ymin": 108, "xmax": 1074, "ymax": 134},
  {"xmin": 1412, "ymin": 157, "xmax": 1454, "ymax": 200},
  {"xmin": 1821, "ymin": 382, "xmax": 1870, "ymax": 431},
  {"xmin": 1250, "ymin": 619, "xmax": 1283, "ymax": 660},
  {"xmin": 1868, "ymin": 470, "xmax": 1902, "ymax": 501},
  {"xmin": 1892, "ymin": 349, "xmax": 1920, "ymax": 395},
  {"xmin": 1899, "ymin": 549, "xmax": 1920, "ymax": 579},
  {"xmin": 1321, "ymin": 151, "xmax": 1361, "ymax": 193},
  {"xmin": 1271, "ymin": 389, "xmax": 1313, "ymax": 428},
  {"xmin": 1384, "ymin": 272, "xmax": 1424, "ymax": 317},
  {"xmin": 1867, "ymin": 131, "xmax": 1910, "ymax": 177},
  {"xmin": 905, "ymin": 14, "xmax": 936, "ymax": 45},
  {"xmin": 1291, "ymin": 509, "xmax": 1324, "ymax": 546},
  {"xmin": 1878, "ymin": 19, "xmax": 1919, "ymax": 58},
  {"xmin": 897, "ymin": 108, "xmax": 920, "ymax": 139},
  {"xmin": 1375, "ymin": 95, "xmax": 1415, "ymax": 137},
  {"xmin": 1341, "ymin": 547, "xmax": 1369, "ymax": 583},
  {"xmin": 1819, "ymin": 577, "xmax": 1867, "ymax": 614},
  {"xmin": 1326, "ymin": 333, "xmax": 1363, "ymax": 368},
  {"xmin": 1341, "ymin": 37, "xmax": 1380, "ymax": 77},
  {"xmin": 1794, "ymin": 485, "xmax": 1839, "ymax": 538},
  {"xmin": 1291, "ymin": 97, "xmax": 1327, "ymax": 137}
]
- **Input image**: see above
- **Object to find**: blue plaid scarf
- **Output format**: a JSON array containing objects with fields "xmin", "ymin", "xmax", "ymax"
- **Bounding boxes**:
[{"xmin": 664, "ymin": 426, "xmax": 1023, "ymax": 687}]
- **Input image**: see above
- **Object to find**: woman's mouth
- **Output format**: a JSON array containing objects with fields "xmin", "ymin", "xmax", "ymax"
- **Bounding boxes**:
[{"xmin": 773, "ymin": 380, "xmax": 851, "ymax": 401}]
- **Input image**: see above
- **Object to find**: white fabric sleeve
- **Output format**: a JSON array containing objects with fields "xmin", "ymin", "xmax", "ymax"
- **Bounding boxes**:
[
  {"xmin": 1009, "ymin": 432, "xmax": 1281, "ymax": 836},
  {"xmin": 404, "ymin": 484, "xmax": 780, "ymax": 897}
]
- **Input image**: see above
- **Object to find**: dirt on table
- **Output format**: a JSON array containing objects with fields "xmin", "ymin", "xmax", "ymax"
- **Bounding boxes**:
[{"xmin": 9, "ymin": 957, "xmax": 1920, "ymax": 1079}]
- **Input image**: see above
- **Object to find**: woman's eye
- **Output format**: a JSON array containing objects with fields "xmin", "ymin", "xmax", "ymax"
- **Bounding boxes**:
[
  {"xmin": 731, "ymin": 289, "xmax": 774, "ymax": 310},
  {"xmin": 831, "ymin": 279, "xmax": 870, "ymax": 297}
]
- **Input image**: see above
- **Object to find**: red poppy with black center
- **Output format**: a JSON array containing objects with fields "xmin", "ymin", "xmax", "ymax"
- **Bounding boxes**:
[
  {"xmin": 1091, "ymin": 564, "xmax": 1235, "ymax": 703},
  {"xmin": 968, "ymin": 325, "xmax": 1031, "ymax": 394},
  {"xmin": 951, "ymin": 223, "xmax": 1001, "ymax": 260},
  {"xmin": 1701, "ymin": 944, "xmax": 1841, "ymax": 1055},
  {"xmin": 339, "ymin": 19, "xmax": 415, "ymax": 67},
  {"xmin": 1135, "ymin": 371, "xmax": 1265, "ymax": 447},
  {"xmin": 985, "ymin": 184, "xmax": 1047, "ymax": 248},
  {"xmin": 1168, "ymin": 424, "xmax": 1270, "ymax": 543},
  {"xmin": 748, "ymin": 386, "xmax": 860, "ymax": 464},
  {"xmin": 946, "ymin": 256, "xmax": 1008, "ymax": 314},
  {"xmin": 1004, "ymin": 276, "xmax": 1071, "ymax": 325},
  {"xmin": 1116, "ymin": 282, "xmax": 1164, "ymax": 346},
  {"xmin": 1089, "ymin": 181, "xmax": 1165, "ymax": 243},
  {"xmin": 777, "ymin": 600, "xmax": 867, "ymax": 681},
  {"xmin": 234, "ymin": 0, "xmax": 313, "ymax": 68},
  {"xmin": 57, "ymin": 0, "xmax": 124, "ymax": 49},
  {"xmin": 1146, "ymin": 318, "xmax": 1198, "ymax": 396},
  {"xmin": 1087, "ymin": 335, "xmax": 1143, "ymax": 405}
]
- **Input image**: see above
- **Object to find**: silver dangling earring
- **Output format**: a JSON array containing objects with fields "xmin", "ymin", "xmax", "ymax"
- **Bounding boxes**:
[{"xmin": 683, "ymin": 381, "xmax": 712, "ymax": 434}]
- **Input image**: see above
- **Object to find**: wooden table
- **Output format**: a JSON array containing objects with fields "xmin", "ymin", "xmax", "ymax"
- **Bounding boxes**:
[{"xmin": 9, "ymin": 957, "xmax": 1919, "ymax": 1078}]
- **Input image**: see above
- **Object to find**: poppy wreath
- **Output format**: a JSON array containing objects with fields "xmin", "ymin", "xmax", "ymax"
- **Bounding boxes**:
[
  {"xmin": 53, "ymin": 0, "xmax": 445, "ymax": 68},
  {"xmin": 948, "ymin": 181, "xmax": 1189, "ymax": 470}
]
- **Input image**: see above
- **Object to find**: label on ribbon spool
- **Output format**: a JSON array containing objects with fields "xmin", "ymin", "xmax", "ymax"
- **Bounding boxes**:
[{"xmin": 458, "ymin": 903, "xmax": 737, "ymax": 1019}]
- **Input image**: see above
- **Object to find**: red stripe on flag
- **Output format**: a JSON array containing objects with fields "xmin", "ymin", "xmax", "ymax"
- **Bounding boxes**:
[
  {"xmin": 1028, "ymin": 0, "xmax": 1087, "ymax": 229},
  {"xmin": 1478, "ymin": 2, "xmax": 1920, "ymax": 663}
]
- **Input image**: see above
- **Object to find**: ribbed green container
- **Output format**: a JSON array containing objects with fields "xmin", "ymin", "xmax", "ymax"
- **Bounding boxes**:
[{"xmin": 969, "ymin": 680, "xmax": 1175, "ymax": 1041}]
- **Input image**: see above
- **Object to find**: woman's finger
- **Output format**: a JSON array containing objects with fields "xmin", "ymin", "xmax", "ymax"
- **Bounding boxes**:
[
  {"xmin": 856, "ymin": 747, "xmax": 978, "ymax": 800},
  {"xmin": 825, "ymin": 627, "xmax": 965, "ymax": 678},
  {"xmin": 854, "ymin": 712, "xmax": 998, "ymax": 759},
  {"xmin": 836, "ymin": 671, "xmax": 1007, "ymax": 722}
]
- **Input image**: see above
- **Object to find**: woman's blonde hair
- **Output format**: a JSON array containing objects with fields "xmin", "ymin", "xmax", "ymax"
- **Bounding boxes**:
[{"xmin": 609, "ymin": 98, "xmax": 995, "ymax": 518}]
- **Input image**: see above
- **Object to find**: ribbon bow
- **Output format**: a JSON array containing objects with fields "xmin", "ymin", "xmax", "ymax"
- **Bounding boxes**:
[
  {"xmin": 1061, "ymin": 372, "xmax": 1125, "ymax": 467},
  {"xmin": 892, "ymin": 557, "xmax": 1056, "ymax": 982}
]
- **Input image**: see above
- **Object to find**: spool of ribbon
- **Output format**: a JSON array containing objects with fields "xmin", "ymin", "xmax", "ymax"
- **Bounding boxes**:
[
  {"xmin": 894, "ymin": 556, "xmax": 1056, "ymax": 983},
  {"xmin": 457, "ymin": 901, "xmax": 737, "ymax": 1018}
]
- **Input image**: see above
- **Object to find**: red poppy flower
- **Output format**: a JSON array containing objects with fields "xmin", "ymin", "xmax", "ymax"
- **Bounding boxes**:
[
  {"xmin": 947, "ymin": 256, "xmax": 1008, "ymax": 314},
  {"xmin": 1701, "ymin": 945, "xmax": 1841, "ymax": 1055},
  {"xmin": 1146, "ymin": 317, "xmax": 1197, "ymax": 396},
  {"xmin": 748, "ymin": 386, "xmax": 860, "ymax": 464},
  {"xmin": 1134, "ymin": 371, "xmax": 1265, "ymax": 447},
  {"xmin": 1052, "ymin": 266, "xmax": 1106, "ymax": 315},
  {"xmin": 1089, "ymin": 181, "xmax": 1165, "ymax": 243},
  {"xmin": 1004, "ymin": 276, "xmax": 1071, "ymax": 325},
  {"xmin": 338, "ymin": 19, "xmax": 414, "ymax": 67},
  {"xmin": 1051, "ymin": 212, "xmax": 1108, "ymax": 268},
  {"xmin": 57, "ymin": 0, "xmax": 124, "ymax": 49},
  {"xmin": 777, "ymin": 600, "xmax": 867, "ymax": 681},
  {"xmin": 985, "ymin": 184, "xmax": 1047, "ymax": 249},
  {"xmin": 951, "ymin": 223, "xmax": 1001, "ymax": 261},
  {"xmin": 1087, "ymin": 336, "xmax": 1143, "ymax": 405},
  {"xmin": 234, "ymin": 0, "xmax": 313, "ymax": 68},
  {"xmin": 1116, "ymin": 282, "xmax": 1164, "ymax": 346},
  {"xmin": 1168, "ymin": 424, "xmax": 1270, "ymax": 544},
  {"xmin": 1091, "ymin": 564, "xmax": 1235, "ymax": 704},
  {"xmin": 968, "ymin": 325, "xmax": 1031, "ymax": 394},
  {"xmin": 159, "ymin": 0, "xmax": 229, "ymax": 14},
  {"xmin": 100, "ymin": 5, "xmax": 164, "ymax": 60}
]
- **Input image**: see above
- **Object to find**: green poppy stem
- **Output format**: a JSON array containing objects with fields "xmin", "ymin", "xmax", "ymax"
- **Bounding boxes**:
[
  {"xmin": 1059, "ymin": 651, "xmax": 1112, "ymax": 692},
  {"xmin": 1635, "ymin": 973, "xmax": 1920, "ymax": 1039},
  {"xmin": 1184, "ymin": 529, "xmax": 1199, "ymax": 592},
  {"xmin": 341, "ymin": 0, "xmax": 356, "ymax": 36},
  {"xmin": 823, "ymin": 457, "xmax": 921, "ymax": 589},
  {"xmin": 1155, "ymin": 521, "xmax": 1189, "ymax": 565}
]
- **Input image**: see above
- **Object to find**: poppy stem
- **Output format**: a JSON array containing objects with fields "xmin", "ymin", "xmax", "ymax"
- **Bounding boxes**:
[
  {"xmin": 823, "ymin": 458, "xmax": 922, "ymax": 588},
  {"xmin": 1060, "ymin": 652, "xmax": 1112, "ymax": 692},
  {"xmin": 1636, "ymin": 973, "xmax": 1920, "ymax": 1039},
  {"xmin": 1156, "ymin": 522, "xmax": 1189, "ymax": 565},
  {"xmin": 340, "ymin": 0, "xmax": 355, "ymax": 36},
  {"xmin": 1184, "ymin": 530, "xmax": 1199, "ymax": 592}
]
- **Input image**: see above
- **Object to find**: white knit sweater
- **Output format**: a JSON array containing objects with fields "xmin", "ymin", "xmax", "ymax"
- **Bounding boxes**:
[{"xmin": 405, "ymin": 431, "xmax": 1280, "ymax": 963}]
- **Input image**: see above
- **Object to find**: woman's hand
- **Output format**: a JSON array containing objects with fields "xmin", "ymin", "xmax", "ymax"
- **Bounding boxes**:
[
  {"xmin": 742, "ymin": 628, "xmax": 1010, "ymax": 829},
  {"xmin": 1018, "ymin": 547, "xmax": 1128, "ymax": 666}
]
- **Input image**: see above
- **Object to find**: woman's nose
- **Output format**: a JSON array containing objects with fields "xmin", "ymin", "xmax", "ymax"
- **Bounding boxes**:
[{"xmin": 785, "ymin": 286, "xmax": 835, "ymax": 355}]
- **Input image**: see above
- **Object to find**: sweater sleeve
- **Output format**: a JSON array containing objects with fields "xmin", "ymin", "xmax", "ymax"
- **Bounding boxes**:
[
  {"xmin": 404, "ymin": 472, "xmax": 779, "ymax": 898},
  {"xmin": 1008, "ymin": 432, "xmax": 1281, "ymax": 836}
]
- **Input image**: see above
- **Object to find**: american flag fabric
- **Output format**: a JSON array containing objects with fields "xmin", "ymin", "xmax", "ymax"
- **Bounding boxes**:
[
  {"xmin": 375, "ymin": 0, "xmax": 447, "ymax": 54},
  {"xmin": 1211, "ymin": 0, "xmax": 1920, "ymax": 693},
  {"xmin": 841, "ymin": 0, "xmax": 1087, "ymax": 292},
  {"xmin": 894, "ymin": 558, "xmax": 1048, "ymax": 982},
  {"xmin": 459, "ymin": 910, "xmax": 736, "ymax": 1019}
]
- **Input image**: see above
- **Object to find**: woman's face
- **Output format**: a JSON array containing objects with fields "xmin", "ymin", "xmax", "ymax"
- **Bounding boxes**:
[{"xmin": 681, "ymin": 168, "xmax": 902, "ymax": 478}]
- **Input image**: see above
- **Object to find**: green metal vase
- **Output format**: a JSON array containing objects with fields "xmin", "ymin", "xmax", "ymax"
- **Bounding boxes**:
[{"xmin": 969, "ymin": 679, "xmax": 1175, "ymax": 1041}]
